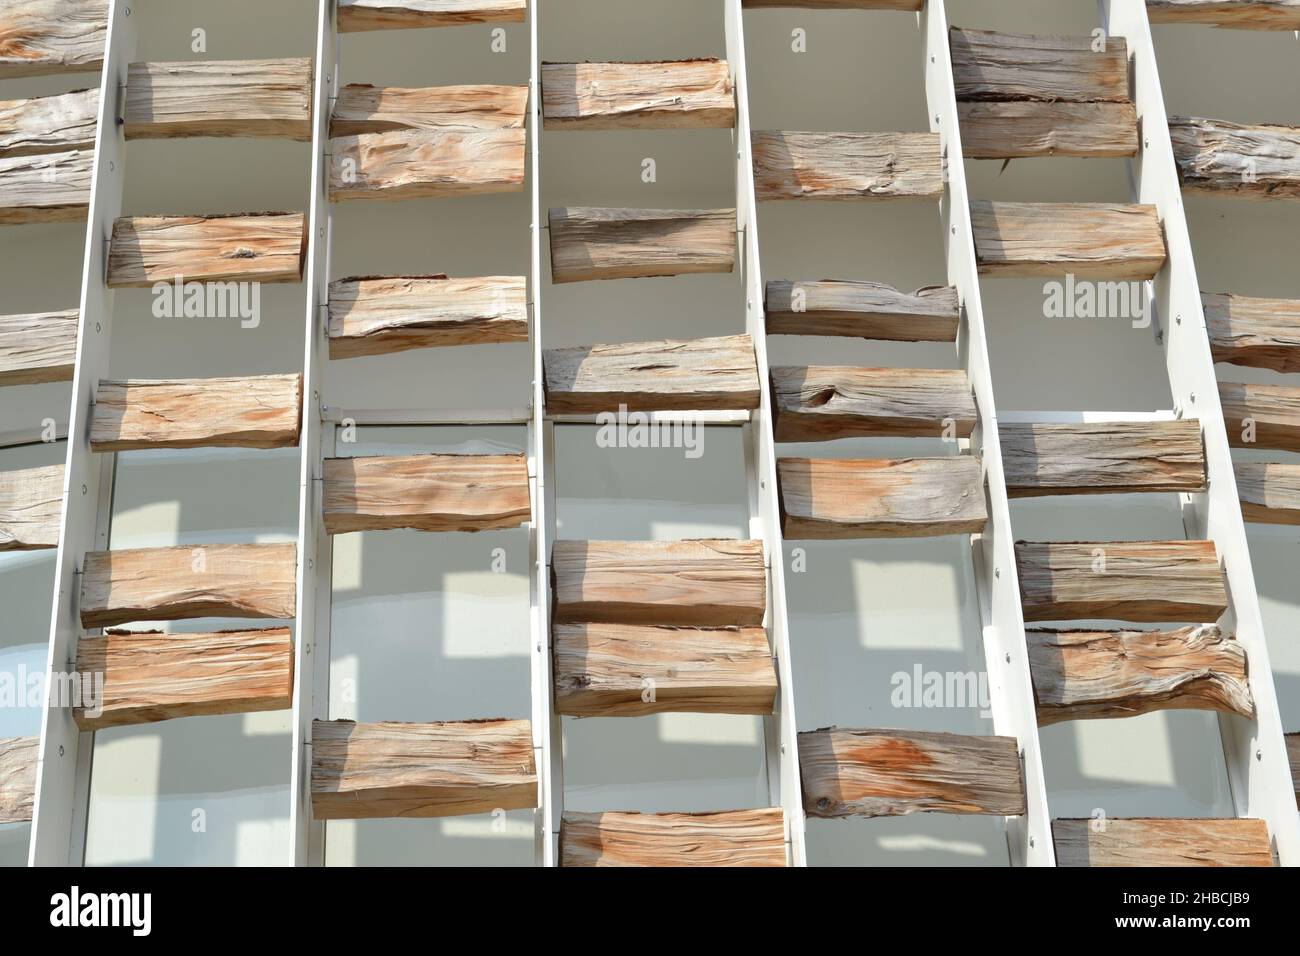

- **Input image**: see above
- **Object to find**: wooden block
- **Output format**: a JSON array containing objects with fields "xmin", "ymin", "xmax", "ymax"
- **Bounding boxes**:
[
  {"xmin": 328, "ymin": 274, "xmax": 526, "ymax": 358},
  {"xmin": 79, "ymin": 542, "xmax": 297, "ymax": 629},
  {"xmin": 778, "ymin": 457, "xmax": 987, "ymax": 539},
  {"xmin": 90, "ymin": 374, "xmax": 303, "ymax": 452},
  {"xmin": 548, "ymin": 207, "xmax": 735, "ymax": 283},
  {"xmin": 74, "ymin": 627, "xmax": 294, "ymax": 731},
  {"xmin": 742, "ymin": 0, "xmax": 922, "ymax": 8},
  {"xmin": 1220, "ymin": 380, "xmax": 1300, "ymax": 453},
  {"xmin": 329, "ymin": 128, "xmax": 525, "ymax": 202},
  {"xmin": 124, "ymin": 58, "xmax": 312, "ymax": 141},
  {"xmin": 544, "ymin": 334, "xmax": 760, "ymax": 414},
  {"xmin": 1170, "ymin": 116, "xmax": 1300, "ymax": 200},
  {"xmin": 799, "ymin": 727, "xmax": 1026, "ymax": 818},
  {"xmin": 0, "ymin": 88, "xmax": 98, "ymax": 157},
  {"xmin": 541, "ymin": 60, "xmax": 734, "ymax": 130},
  {"xmin": 0, "ymin": 147, "xmax": 91, "ymax": 224},
  {"xmin": 338, "ymin": 0, "xmax": 527, "ymax": 32},
  {"xmin": 1204, "ymin": 292, "xmax": 1300, "ymax": 372},
  {"xmin": 0, "ymin": 308, "xmax": 77, "ymax": 386},
  {"xmin": 1028, "ymin": 625, "xmax": 1253, "ymax": 725},
  {"xmin": 323, "ymin": 453, "xmax": 530, "ymax": 534},
  {"xmin": 553, "ymin": 622, "xmax": 776, "ymax": 716},
  {"xmin": 331, "ymin": 84, "xmax": 528, "ymax": 136},
  {"xmin": 311, "ymin": 718, "xmax": 537, "ymax": 819},
  {"xmin": 752, "ymin": 131, "xmax": 943, "ymax": 201},
  {"xmin": 552, "ymin": 539, "xmax": 766, "ymax": 628},
  {"xmin": 1053, "ymin": 817, "xmax": 1274, "ymax": 867},
  {"xmin": 106, "ymin": 213, "xmax": 306, "ymax": 287},
  {"xmin": 950, "ymin": 28, "xmax": 1129, "ymax": 103},
  {"xmin": 958, "ymin": 102, "xmax": 1138, "ymax": 159},
  {"xmin": 0, "ymin": 0, "xmax": 106, "ymax": 79},
  {"xmin": 0, "ymin": 736, "xmax": 38, "ymax": 825},
  {"xmin": 1016, "ymin": 540, "xmax": 1228, "ymax": 624},
  {"xmin": 765, "ymin": 280, "xmax": 959, "ymax": 342},
  {"xmin": 1148, "ymin": 1, "xmax": 1300, "ymax": 30},
  {"xmin": 0, "ymin": 464, "xmax": 63, "ymax": 551},
  {"xmin": 1236, "ymin": 461, "xmax": 1300, "ymax": 526},
  {"xmin": 971, "ymin": 201, "xmax": 1166, "ymax": 280},
  {"xmin": 561, "ymin": 809, "xmax": 786, "ymax": 867},
  {"xmin": 771, "ymin": 366, "xmax": 977, "ymax": 442},
  {"xmin": 1287, "ymin": 734, "xmax": 1299, "ymax": 807},
  {"xmin": 1000, "ymin": 421, "xmax": 1206, "ymax": 497}
]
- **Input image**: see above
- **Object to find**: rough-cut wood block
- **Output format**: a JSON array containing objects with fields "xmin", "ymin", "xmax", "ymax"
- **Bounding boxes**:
[
  {"xmin": 1016, "ymin": 540, "xmax": 1228, "ymax": 624},
  {"xmin": 799, "ymin": 727, "xmax": 1026, "ymax": 818},
  {"xmin": 0, "ymin": 308, "xmax": 77, "ymax": 386},
  {"xmin": 1148, "ymin": 1, "xmax": 1300, "ymax": 30},
  {"xmin": 544, "ymin": 334, "xmax": 760, "ymax": 414},
  {"xmin": 561, "ymin": 809, "xmax": 785, "ymax": 867},
  {"xmin": 80, "ymin": 542, "xmax": 297, "ymax": 629},
  {"xmin": 124, "ymin": 58, "xmax": 312, "ymax": 141},
  {"xmin": 0, "ymin": 464, "xmax": 62, "ymax": 551},
  {"xmin": 958, "ymin": 102, "xmax": 1138, "ymax": 159},
  {"xmin": 328, "ymin": 274, "xmax": 526, "ymax": 358},
  {"xmin": 0, "ymin": 147, "xmax": 91, "ymax": 224},
  {"xmin": 779, "ymin": 457, "xmax": 986, "ymax": 539},
  {"xmin": 1170, "ymin": 116, "xmax": 1300, "ymax": 200},
  {"xmin": 338, "ymin": 0, "xmax": 527, "ymax": 32},
  {"xmin": 1204, "ymin": 292, "xmax": 1300, "ymax": 372},
  {"xmin": 1001, "ymin": 421, "xmax": 1206, "ymax": 497},
  {"xmin": 323, "ymin": 453, "xmax": 530, "ymax": 534},
  {"xmin": 771, "ymin": 366, "xmax": 977, "ymax": 442},
  {"xmin": 1028, "ymin": 625, "xmax": 1252, "ymax": 725},
  {"xmin": 553, "ymin": 623, "xmax": 776, "ymax": 716},
  {"xmin": 950, "ymin": 28, "xmax": 1129, "ymax": 103},
  {"xmin": 1236, "ymin": 461, "xmax": 1300, "ymax": 526},
  {"xmin": 0, "ymin": 736, "xmax": 37, "ymax": 825},
  {"xmin": 0, "ymin": 88, "xmax": 97, "ymax": 157},
  {"xmin": 331, "ymin": 84, "xmax": 527, "ymax": 136},
  {"xmin": 548, "ymin": 207, "xmax": 735, "ymax": 283},
  {"xmin": 752, "ymin": 131, "xmax": 943, "ymax": 201},
  {"xmin": 311, "ymin": 718, "xmax": 537, "ymax": 819},
  {"xmin": 765, "ymin": 280, "xmax": 959, "ymax": 342},
  {"xmin": 0, "ymin": 0, "xmax": 106, "ymax": 79},
  {"xmin": 552, "ymin": 539, "xmax": 766, "ymax": 628},
  {"xmin": 542, "ymin": 60, "xmax": 734, "ymax": 130},
  {"xmin": 742, "ymin": 0, "xmax": 922, "ymax": 8},
  {"xmin": 971, "ymin": 201, "xmax": 1166, "ymax": 280},
  {"xmin": 1220, "ymin": 380, "xmax": 1300, "ymax": 453},
  {"xmin": 1053, "ymin": 817, "xmax": 1274, "ymax": 867},
  {"xmin": 329, "ymin": 128, "xmax": 525, "ymax": 202},
  {"xmin": 74, "ymin": 627, "xmax": 293, "ymax": 731},
  {"xmin": 90, "ymin": 374, "xmax": 303, "ymax": 452},
  {"xmin": 107, "ymin": 213, "xmax": 306, "ymax": 287}
]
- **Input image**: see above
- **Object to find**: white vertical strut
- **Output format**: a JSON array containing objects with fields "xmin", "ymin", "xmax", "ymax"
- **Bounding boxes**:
[
  {"xmin": 924, "ymin": 1, "xmax": 1056, "ymax": 866},
  {"xmin": 28, "ymin": 0, "xmax": 136, "ymax": 867},
  {"xmin": 725, "ymin": 0, "xmax": 807, "ymax": 867}
]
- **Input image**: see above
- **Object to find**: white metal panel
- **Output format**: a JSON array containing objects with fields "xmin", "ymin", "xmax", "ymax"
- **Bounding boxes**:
[
  {"xmin": 27, "ymin": 0, "xmax": 135, "ymax": 867},
  {"xmin": 1103, "ymin": 0, "xmax": 1300, "ymax": 863},
  {"xmin": 528, "ymin": 0, "xmax": 560, "ymax": 868},
  {"xmin": 289, "ymin": 0, "xmax": 338, "ymax": 866},
  {"xmin": 726, "ymin": 0, "xmax": 806, "ymax": 867},
  {"xmin": 925, "ymin": 1, "xmax": 1056, "ymax": 866}
]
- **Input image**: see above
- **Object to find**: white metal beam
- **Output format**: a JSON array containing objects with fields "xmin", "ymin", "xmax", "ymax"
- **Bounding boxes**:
[
  {"xmin": 28, "ymin": 0, "xmax": 135, "ymax": 867},
  {"xmin": 925, "ymin": 1, "xmax": 1056, "ymax": 866},
  {"xmin": 289, "ymin": 0, "xmax": 338, "ymax": 867},
  {"xmin": 726, "ymin": 0, "xmax": 807, "ymax": 867},
  {"xmin": 1103, "ymin": 0, "xmax": 1300, "ymax": 863}
]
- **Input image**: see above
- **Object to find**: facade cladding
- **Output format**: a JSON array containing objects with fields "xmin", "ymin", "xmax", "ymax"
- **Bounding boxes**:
[{"xmin": 0, "ymin": 0, "xmax": 1297, "ymax": 867}]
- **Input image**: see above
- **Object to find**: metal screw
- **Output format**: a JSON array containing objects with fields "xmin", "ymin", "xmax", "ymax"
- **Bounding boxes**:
[
  {"xmin": 994, "ymin": 567, "xmax": 1000, "ymax": 578},
  {"xmin": 59, "ymin": 745, "xmax": 65, "ymax": 756},
  {"xmin": 1004, "ymin": 652, "xmax": 1011, "ymax": 663}
]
